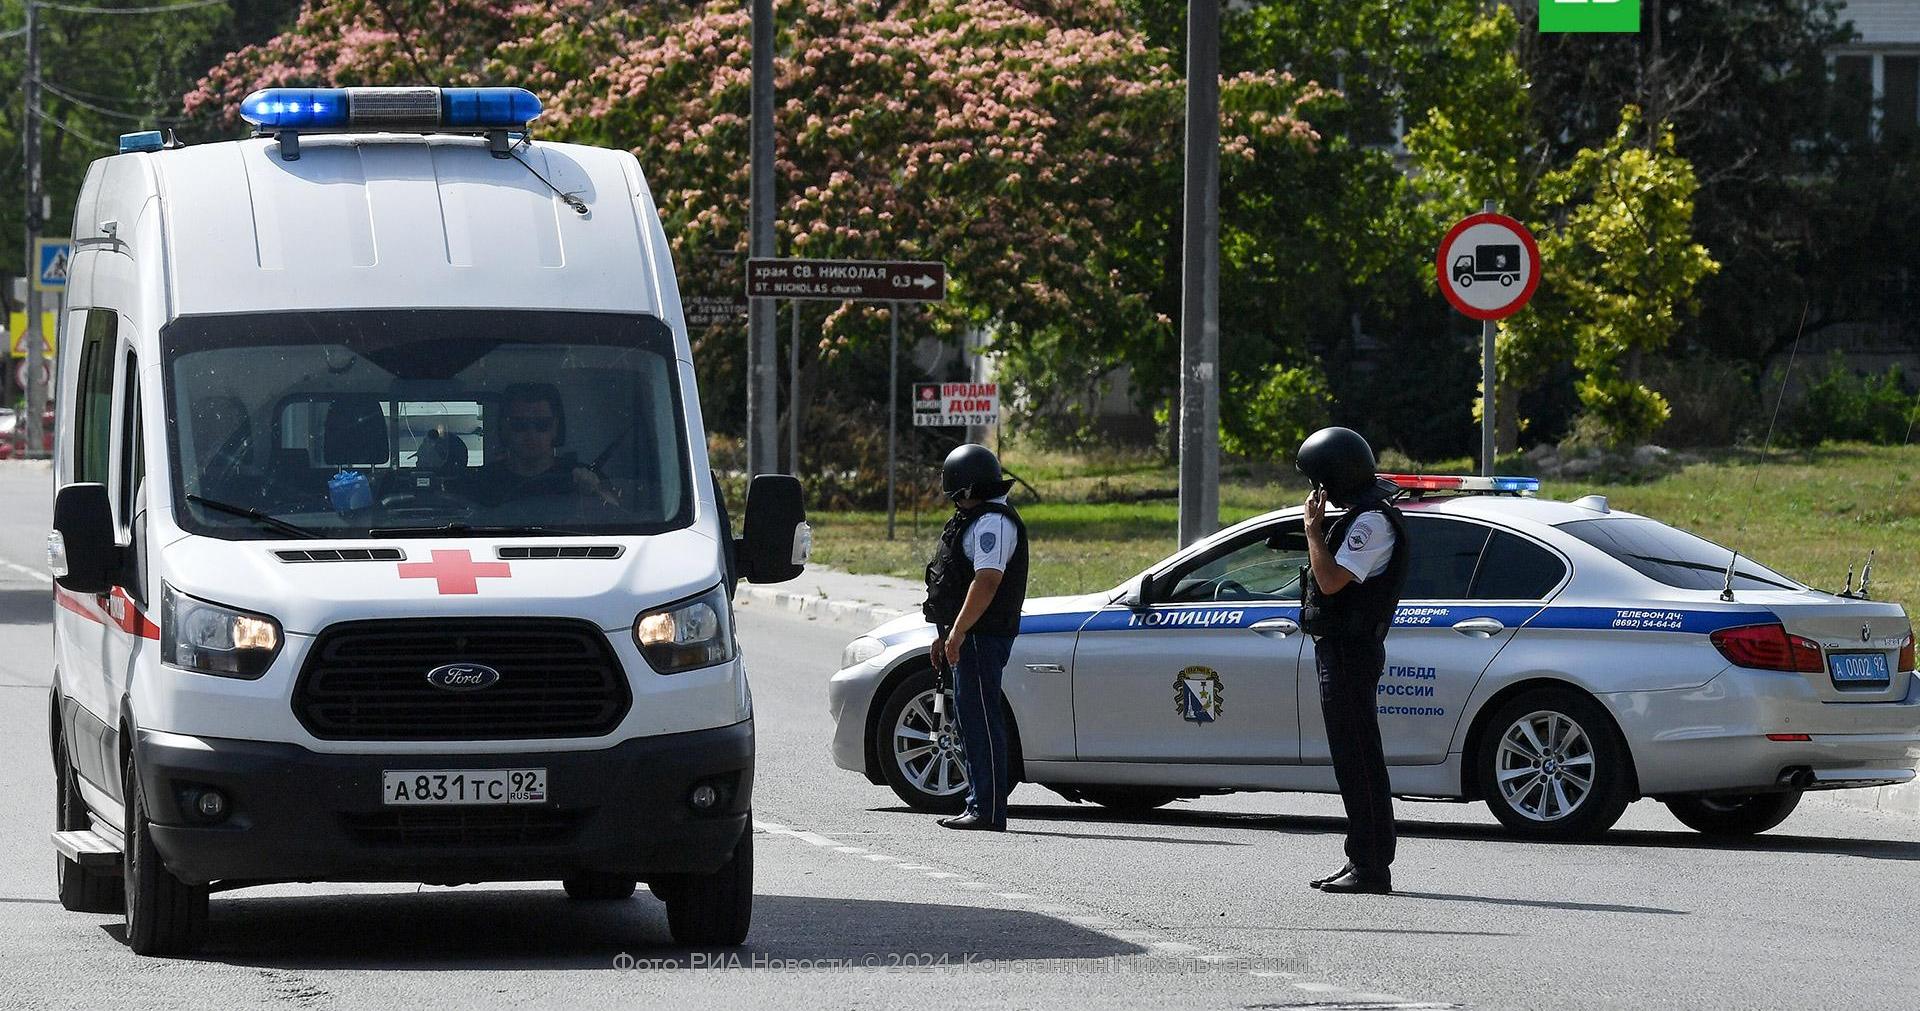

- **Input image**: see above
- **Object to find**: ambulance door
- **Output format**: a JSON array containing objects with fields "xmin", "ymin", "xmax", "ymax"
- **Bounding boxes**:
[{"xmin": 1070, "ymin": 520, "xmax": 1308, "ymax": 764}]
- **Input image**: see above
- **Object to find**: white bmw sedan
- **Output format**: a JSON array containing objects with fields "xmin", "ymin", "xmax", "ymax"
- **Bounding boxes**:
[{"xmin": 827, "ymin": 475, "xmax": 1919, "ymax": 839}]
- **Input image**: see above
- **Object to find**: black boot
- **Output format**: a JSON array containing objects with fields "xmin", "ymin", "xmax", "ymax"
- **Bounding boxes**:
[
  {"xmin": 1309, "ymin": 864, "xmax": 1354, "ymax": 890},
  {"xmin": 1317, "ymin": 868, "xmax": 1391, "ymax": 895},
  {"xmin": 938, "ymin": 813, "xmax": 1005, "ymax": 832}
]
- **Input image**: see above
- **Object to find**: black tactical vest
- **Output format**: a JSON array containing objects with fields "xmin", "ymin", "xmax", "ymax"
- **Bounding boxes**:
[
  {"xmin": 1301, "ymin": 499, "xmax": 1409, "ymax": 640},
  {"xmin": 923, "ymin": 501, "xmax": 1030, "ymax": 637}
]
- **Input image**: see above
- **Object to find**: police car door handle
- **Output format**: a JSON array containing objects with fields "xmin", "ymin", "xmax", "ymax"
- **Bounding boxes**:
[
  {"xmin": 1250, "ymin": 617, "xmax": 1299, "ymax": 638},
  {"xmin": 1452, "ymin": 617, "xmax": 1506, "ymax": 638},
  {"xmin": 1024, "ymin": 663, "xmax": 1066, "ymax": 675}
]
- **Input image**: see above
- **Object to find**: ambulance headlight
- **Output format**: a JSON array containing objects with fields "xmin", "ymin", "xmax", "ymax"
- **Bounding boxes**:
[
  {"xmin": 842, "ymin": 636, "xmax": 885, "ymax": 669},
  {"xmin": 161, "ymin": 585, "xmax": 283, "ymax": 680},
  {"xmin": 634, "ymin": 585, "xmax": 737, "ymax": 674}
]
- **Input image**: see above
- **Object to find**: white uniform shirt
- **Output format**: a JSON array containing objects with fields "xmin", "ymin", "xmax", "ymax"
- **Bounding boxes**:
[
  {"xmin": 962, "ymin": 496, "xmax": 1020, "ymax": 573},
  {"xmin": 1333, "ymin": 511, "xmax": 1396, "ymax": 582}
]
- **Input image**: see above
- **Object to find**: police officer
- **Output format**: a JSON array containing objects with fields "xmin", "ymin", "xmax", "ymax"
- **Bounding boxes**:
[
  {"xmin": 1296, "ymin": 427, "xmax": 1409, "ymax": 895},
  {"xmin": 922, "ymin": 444, "xmax": 1028, "ymax": 832}
]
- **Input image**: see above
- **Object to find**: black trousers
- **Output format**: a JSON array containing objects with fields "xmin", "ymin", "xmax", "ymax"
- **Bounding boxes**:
[{"xmin": 1315, "ymin": 635, "xmax": 1396, "ymax": 875}]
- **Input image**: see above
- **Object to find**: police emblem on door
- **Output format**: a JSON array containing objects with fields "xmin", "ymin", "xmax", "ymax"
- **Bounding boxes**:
[{"xmin": 1174, "ymin": 665, "xmax": 1225, "ymax": 724}]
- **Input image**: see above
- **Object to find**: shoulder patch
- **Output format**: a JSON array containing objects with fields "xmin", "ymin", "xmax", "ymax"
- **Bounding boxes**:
[
  {"xmin": 979, "ymin": 531, "xmax": 998, "ymax": 554},
  {"xmin": 1345, "ymin": 522, "xmax": 1373, "ymax": 552}
]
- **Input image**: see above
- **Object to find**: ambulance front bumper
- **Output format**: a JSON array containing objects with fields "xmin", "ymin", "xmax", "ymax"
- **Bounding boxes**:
[{"xmin": 134, "ymin": 721, "xmax": 753, "ymax": 886}]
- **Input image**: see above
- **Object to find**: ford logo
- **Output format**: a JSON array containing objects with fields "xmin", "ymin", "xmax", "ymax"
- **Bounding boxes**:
[{"xmin": 426, "ymin": 663, "xmax": 501, "ymax": 692}]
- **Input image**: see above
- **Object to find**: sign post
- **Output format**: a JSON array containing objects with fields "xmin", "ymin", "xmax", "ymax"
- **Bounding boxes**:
[
  {"xmin": 1437, "ymin": 207, "xmax": 1540, "ymax": 476},
  {"xmin": 747, "ymin": 257, "xmax": 947, "ymax": 539},
  {"xmin": 28, "ymin": 237, "xmax": 66, "ymax": 459}
]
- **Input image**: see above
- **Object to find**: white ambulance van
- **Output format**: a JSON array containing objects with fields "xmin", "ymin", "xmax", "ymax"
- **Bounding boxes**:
[{"xmin": 45, "ymin": 87, "xmax": 808, "ymax": 956}]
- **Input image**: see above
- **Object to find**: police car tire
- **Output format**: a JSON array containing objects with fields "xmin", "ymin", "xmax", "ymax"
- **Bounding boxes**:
[
  {"xmin": 563, "ymin": 874, "xmax": 637, "ymax": 900},
  {"xmin": 1076, "ymin": 787, "xmax": 1182, "ymax": 813},
  {"xmin": 123, "ymin": 748, "xmax": 208, "ymax": 957},
  {"xmin": 875, "ymin": 667, "xmax": 968, "ymax": 815},
  {"xmin": 53, "ymin": 725, "xmax": 121, "ymax": 914},
  {"xmin": 1663, "ymin": 791, "xmax": 1803, "ymax": 837},
  {"xmin": 1474, "ymin": 690, "xmax": 1632, "ymax": 840},
  {"xmin": 664, "ymin": 828, "xmax": 752, "ymax": 946}
]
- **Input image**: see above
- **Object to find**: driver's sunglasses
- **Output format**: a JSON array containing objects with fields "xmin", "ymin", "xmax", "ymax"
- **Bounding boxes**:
[{"xmin": 506, "ymin": 416, "xmax": 555, "ymax": 433}]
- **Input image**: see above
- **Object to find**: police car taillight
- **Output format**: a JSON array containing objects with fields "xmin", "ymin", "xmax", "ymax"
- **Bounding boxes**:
[
  {"xmin": 1379, "ymin": 474, "xmax": 1540, "ymax": 496},
  {"xmin": 1710, "ymin": 623, "xmax": 1824, "ymax": 674},
  {"xmin": 238, "ymin": 86, "xmax": 542, "ymax": 131}
]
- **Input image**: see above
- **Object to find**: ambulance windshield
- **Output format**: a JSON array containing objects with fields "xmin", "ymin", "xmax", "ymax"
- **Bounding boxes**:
[{"xmin": 161, "ymin": 310, "xmax": 692, "ymax": 540}]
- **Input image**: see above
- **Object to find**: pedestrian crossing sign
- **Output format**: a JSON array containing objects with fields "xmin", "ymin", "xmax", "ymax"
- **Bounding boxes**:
[{"xmin": 34, "ymin": 238, "xmax": 71, "ymax": 291}]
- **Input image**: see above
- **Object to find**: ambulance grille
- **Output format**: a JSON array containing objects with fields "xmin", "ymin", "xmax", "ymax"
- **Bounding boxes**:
[{"xmin": 293, "ymin": 618, "xmax": 630, "ymax": 741}]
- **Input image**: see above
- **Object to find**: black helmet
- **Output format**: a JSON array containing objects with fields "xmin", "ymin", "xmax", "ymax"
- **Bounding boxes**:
[
  {"xmin": 941, "ymin": 443, "xmax": 1012, "ymax": 501},
  {"xmin": 1296, "ymin": 427, "xmax": 1378, "ymax": 504}
]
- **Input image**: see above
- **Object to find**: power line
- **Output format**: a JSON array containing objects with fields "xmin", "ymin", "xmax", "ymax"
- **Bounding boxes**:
[
  {"xmin": 35, "ymin": 77, "xmax": 157, "ymax": 122},
  {"xmin": 36, "ymin": 0, "xmax": 227, "ymax": 15},
  {"xmin": 33, "ymin": 106, "xmax": 113, "ymax": 150}
]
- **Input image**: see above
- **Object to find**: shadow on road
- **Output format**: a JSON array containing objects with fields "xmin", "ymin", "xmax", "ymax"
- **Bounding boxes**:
[
  {"xmin": 875, "ymin": 802, "xmax": 1920, "ymax": 863},
  {"xmin": 118, "ymin": 890, "xmax": 1146, "ymax": 970},
  {"xmin": 1391, "ymin": 891, "xmax": 1686, "ymax": 916},
  {"xmin": 0, "ymin": 588, "xmax": 50, "ymax": 626},
  {"xmin": 1004, "ymin": 828, "xmax": 1247, "ymax": 846}
]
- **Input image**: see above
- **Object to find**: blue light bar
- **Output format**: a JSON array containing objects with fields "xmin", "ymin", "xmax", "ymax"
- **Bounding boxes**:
[
  {"xmin": 119, "ymin": 130, "xmax": 165, "ymax": 154},
  {"xmin": 1489, "ymin": 476, "xmax": 1541, "ymax": 494},
  {"xmin": 238, "ymin": 86, "xmax": 540, "ymax": 133},
  {"xmin": 240, "ymin": 88, "xmax": 349, "ymax": 130},
  {"xmin": 441, "ymin": 88, "xmax": 543, "ymax": 128}
]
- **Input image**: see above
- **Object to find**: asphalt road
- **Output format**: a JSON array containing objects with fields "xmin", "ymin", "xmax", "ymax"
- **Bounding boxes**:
[{"xmin": 0, "ymin": 461, "xmax": 1916, "ymax": 1009}]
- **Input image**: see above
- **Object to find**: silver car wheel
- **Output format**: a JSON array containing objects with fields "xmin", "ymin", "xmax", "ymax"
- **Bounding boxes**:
[
  {"xmin": 1494, "ymin": 709, "xmax": 1596, "ymax": 822},
  {"xmin": 892, "ymin": 688, "xmax": 968, "ymax": 799}
]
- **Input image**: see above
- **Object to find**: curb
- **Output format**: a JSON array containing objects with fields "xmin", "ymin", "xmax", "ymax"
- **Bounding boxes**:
[
  {"xmin": 1821, "ymin": 780, "xmax": 1920, "ymax": 818},
  {"xmin": 733, "ymin": 584, "xmax": 911, "ymax": 631}
]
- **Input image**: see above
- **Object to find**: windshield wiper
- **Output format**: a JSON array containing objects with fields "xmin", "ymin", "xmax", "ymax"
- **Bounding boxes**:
[
  {"xmin": 185, "ymin": 495, "xmax": 325, "ymax": 539},
  {"xmin": 368, "ymin": 522, "xmax": 592, "ymax": 538}
]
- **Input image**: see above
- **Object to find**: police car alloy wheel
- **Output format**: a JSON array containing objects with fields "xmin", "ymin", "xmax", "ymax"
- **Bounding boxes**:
[
  {"xmin": 875, "ymin": 667, "xmax": 969, "ymax": 814},
  {"xmin": 1474, "ymin": 690, "xmax": 1633, "ymax": 840},
  {"xmin": 52, "ymin": 720, "xmax": 121, "ymax": 914},
  {"xmin": 123, "ymin": 748, "xmax": 209, "ymax": 957},
  {"xmin": 1663, "ymin": 791, "xmax": 1804, "ymax": 837}
]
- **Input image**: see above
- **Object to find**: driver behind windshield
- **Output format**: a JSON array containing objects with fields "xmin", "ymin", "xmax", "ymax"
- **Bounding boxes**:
[{"xmin": 491, "ymin": 383, "xmax": 617, "ymax": 505}]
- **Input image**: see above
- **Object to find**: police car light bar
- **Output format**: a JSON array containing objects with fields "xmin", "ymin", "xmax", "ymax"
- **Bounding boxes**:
[
  {"xmin": 238, "ymin": 87, "xmax": 543, "ymax": 159},
  {"xmin": 1380, "ymin": 474, "xmax": 1540, "ymax": 496}
]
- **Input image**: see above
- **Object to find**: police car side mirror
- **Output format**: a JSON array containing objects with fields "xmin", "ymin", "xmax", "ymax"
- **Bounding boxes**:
[
  {"xmin": 1121, "ymin": 573, "xmax": 1153, "ymax": 611},
  {"xmin": 739, "ymin": 474, "xmax": 809, "ymax": 584},
  {"xmin": 50, "ymin": 483, "xmax": 120, "ymax": 595}
]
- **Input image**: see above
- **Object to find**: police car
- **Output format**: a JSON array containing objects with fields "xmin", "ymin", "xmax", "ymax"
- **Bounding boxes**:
[
  {"xmin": 828, "ymin": 475, "xmax": 1919, "ymax": 840},
  {"xmin": 45, "ymin": 86, "xmax": 808, "ymax": 956}
]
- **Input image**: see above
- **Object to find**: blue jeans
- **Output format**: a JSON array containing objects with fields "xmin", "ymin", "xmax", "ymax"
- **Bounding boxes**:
[{"xmin": 954, "ymin": 632, "xmax": 1015, "ymax": 826}]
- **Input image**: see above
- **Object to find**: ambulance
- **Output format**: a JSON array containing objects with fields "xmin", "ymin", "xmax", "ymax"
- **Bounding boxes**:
[{"xmin": 45, "ymin": 87, "xmax": 807, "ymax": 956}]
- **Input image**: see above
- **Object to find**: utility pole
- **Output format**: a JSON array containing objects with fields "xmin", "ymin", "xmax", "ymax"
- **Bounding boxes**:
[
  {"xmin": 1177, "ymin": 0, "xmax": 1221, "ymax": 547},
  {"xmin": 23, "ymin": 0, "xmax": 46, "ymax": 459},
  {"xmin": 747, "ymin": 0, "xmax": 778, "ymax": 476}
]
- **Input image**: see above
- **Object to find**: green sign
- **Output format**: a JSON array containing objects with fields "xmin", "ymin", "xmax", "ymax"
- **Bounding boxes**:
[{"xmin": 1540, "ymin": 0, "xmax": 1640, "ymax": 34}]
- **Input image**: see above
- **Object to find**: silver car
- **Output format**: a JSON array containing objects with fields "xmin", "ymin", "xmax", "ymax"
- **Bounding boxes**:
[{"xmin": 827, "ymin": 477, "xmax": 1920, "ymax": 839}]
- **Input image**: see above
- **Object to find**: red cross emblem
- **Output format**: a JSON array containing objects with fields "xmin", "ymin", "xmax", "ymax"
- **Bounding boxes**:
[{"xmin": 397, "ymin": 549, "xmax": 512, "ymax": 595}]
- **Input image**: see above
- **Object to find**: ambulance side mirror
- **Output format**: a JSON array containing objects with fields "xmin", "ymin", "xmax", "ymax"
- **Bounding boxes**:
[
  {"xmin": 738, "ymin": 474, "xmax": 808, "ymax": 584},
  {"xmin": 51, "ymin": 483, "xmax": 120, "ymax": 595}
]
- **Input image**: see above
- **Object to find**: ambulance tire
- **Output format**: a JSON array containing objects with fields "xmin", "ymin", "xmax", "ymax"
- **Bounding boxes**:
[
  {"xmin": 1664, "ymin": 791, "xmax": 1803, "ymax": 837},
  {"xmin": 1077, "ymin": 787, "xmax": 1182, "ymax": 813},
  {"xmin": 123, "ymin": 748, "xmax": 208, "ymax": 957},
  {"xmin": 664, "ymin": 828, "xmax": 752, "ymax": 946},
  {"xmin": 53, "ymin": 725, "xmax": 121, "ymax": 914},
  {"xmin": 563, "ymin": 874, "xmax": 637, "ymax": 900},
  {"xmin": 1474, "ymin": 689, "xmax": 1633, "ymax": 841}
]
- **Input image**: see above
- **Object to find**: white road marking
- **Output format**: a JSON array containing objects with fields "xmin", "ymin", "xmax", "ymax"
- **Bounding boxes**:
[{"xmin": 0, "ymin": 558, "xmax": 51, "ymax": 584}]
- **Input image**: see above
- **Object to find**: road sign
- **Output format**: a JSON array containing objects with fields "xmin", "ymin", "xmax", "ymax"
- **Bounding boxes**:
[
  {"xmin": 14, "ymin": 359, "xmax": 50, "ymax": 392},
  {"xmin": 34, "ymin": 238, "xmax": 71, "ymax": 291},
  {"xmin": 911, "ymin": 381, "xmax": 999, "ymax": 427},
  {"xmin": 685, "ymin": 295, "xmax": 747, "ymax": 329},
  {"xmin": 7, "ymin": 311, "xmax": 56, "ymax": 357},
  {"xmin": 1436, "ymin": 213, "xmax": 1540, "ymax": 321},
  {"xmin": 747, "ymin": 258, "xmax": 945, "ymax": 302}
]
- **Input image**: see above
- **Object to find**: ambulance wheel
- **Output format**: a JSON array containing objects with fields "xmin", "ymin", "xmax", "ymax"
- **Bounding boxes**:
[
  {"xmin": 53, "ymin": 727, "xmax": 121, "ymax": 914},
  {"xmin": 563, "ymin": 874, "xmax": 637, "ymax": 900},
  {"xmin": 1077, "ymin": 787, "xmax": 1182, "ymax": 813},
  {"xmin": 1664, "ymin": 791, "xmax": 1802, "ymax": 837},
  {"xmin": 876, "ymin": 667, "xmax": 968, "ymax": 814},
  {"xmin": 664, "ymin": 828, "xmax": 752, "ymax": 946},
  {"xmin": 1475, "ymin": 690, "xmax": 1632, "ymax": 840},
  {"xmin": 123, "ymin": 749, "xmax": 208, "ymax": 956}
]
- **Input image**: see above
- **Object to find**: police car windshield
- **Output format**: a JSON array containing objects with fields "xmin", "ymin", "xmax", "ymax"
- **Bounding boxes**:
[
  {"xmin": 161, "ymin": 310, "xmax": 692, "ymax": 540},
  {"xmin": 1556, "ymin": 517, "xmax": 1801, "ymax": 592}
]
